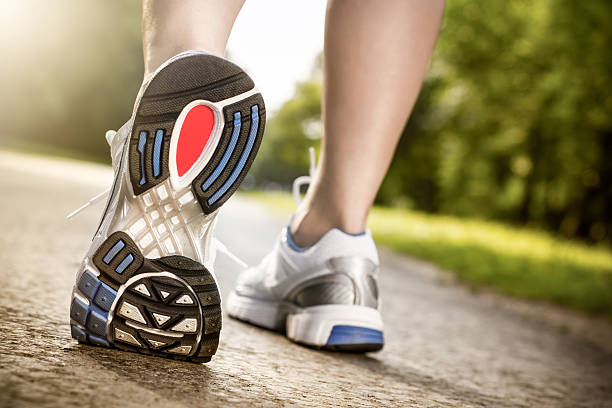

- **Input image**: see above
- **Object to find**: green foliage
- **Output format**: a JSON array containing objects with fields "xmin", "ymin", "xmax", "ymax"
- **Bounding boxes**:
[
  {"xmin": 246, "ymin": 191, "xmax": 612, "ymax": 318},
  {"xmin": 252, "ymin": 81, "xmax": 322, "ymax": 186},
  {"xmin": 2, "ymin": 1, "xmax": 610, "ymax": 244},
  {"xmin": 254, "ymin": 0, "xmax": 612, "ymax": 243},
  {"xmin": 426, "ymin": 0, "xmax": 612, "ymax": 242}
]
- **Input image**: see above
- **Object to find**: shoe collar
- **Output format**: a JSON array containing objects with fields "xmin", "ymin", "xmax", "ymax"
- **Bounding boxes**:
[{"xmin": 279, "ymin": 225, "xmax": 379, "ymax": 266}]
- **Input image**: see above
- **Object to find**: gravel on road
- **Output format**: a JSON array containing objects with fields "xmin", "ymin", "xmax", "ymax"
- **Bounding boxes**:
[{"xmin": 0, "ymin": 151, "xmax": 611, "ymax": 408}]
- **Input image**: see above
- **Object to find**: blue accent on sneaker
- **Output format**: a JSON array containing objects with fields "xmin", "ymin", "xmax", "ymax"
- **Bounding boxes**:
[
  {"xmin": 115, "ymin": 253, "xmax": 134, "ymax": 274},
  {"xmin": 326, "ymin": 325, "xmax": 384, "ymax": 346},
  {"xmin": 92, "ymin": 283, "xmax": 117, "ymax": 312},
  {"xmin": 286, "ymin": 227, "xmax": 306, "ymax": 253},
  {"xmin": 153, "ymin": 129, "xmax": 164, "ymax": 177},
  {"xmin": 71, "ymin": 325, "xmax": 87, "ymax": 342},
  {"xmin": 138, "ymin": 131, "xmax": 147, "ymax": 185},
  {"xmin": 70, "ymin": 297, "xmax": 89, "ymax": 326},
  {"xmin": 343, "ymin": 230, "xmax": 367, "ymax": 237},
  {"xmin": 285, "ymin": 227, "xmax": 367, "ymax": 253},
  {"xmin": 201, "ymin": 112, "xmax": 241, "ymax": 191},
  {"xmin": 103, "ymin": 240, "xmax": 125, "ymax": 264},
  {"xmin": 88, "ymin": 334, "xmax": 110, "ymax": 347},
  {"xmin": 208, "ymin": 105, "xmax": 259, "ymax": 205},
  {"xmin": 86, "ymin": 307, "xmax": 108, "ymax": 337},
  {"xmin": 77, "ymin": 270, "xmax": 100, "ymax": 299},
  {"xmin": 70, "ymin": 268, "xmax": 114, "ymax": 347}
]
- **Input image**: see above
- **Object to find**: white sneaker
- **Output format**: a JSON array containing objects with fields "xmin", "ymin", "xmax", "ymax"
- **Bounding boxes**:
[
  {"xmin": 68, "ymin": 51, "xmax": 265, "ymax": 363},
  {"xmin": 227, "ymin": 156, "xmax": 384, "ymax": 351}
]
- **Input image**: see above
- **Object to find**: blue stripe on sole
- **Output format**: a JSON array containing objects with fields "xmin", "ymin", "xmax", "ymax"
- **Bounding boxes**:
[
  {"xmin": 103, "ymin": 240, "xmax": 125, "ymax": 264},
  {"xmin": 153, "ymin": 129, "xmax": 164, "ymax": 178},
  {"xmin": 326, "ymin": 325, "xmax": 384, "ymax": 346},
  {"xmin": 138, "ymin": 131, "xmax": 147, "ymax": 185},
  {"xmin": 201, "ymin": 112, "xmax": 242, "ymax": 192},
  {"xmin": 115, "ymin": 254, "xmax": 134, "ymax": 274},
  {"xmin": 208, "ymin": 105, "xmax": 259, "ymax": 205}
]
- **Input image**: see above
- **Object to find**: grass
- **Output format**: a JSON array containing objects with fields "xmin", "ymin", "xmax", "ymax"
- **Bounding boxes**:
[{"xmin": 245, "ymin": 190, "xmax": 612, "ymax": 319}]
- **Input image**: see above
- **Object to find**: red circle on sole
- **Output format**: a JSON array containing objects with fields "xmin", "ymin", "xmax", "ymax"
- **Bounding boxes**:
[{"xmin": 176, "ymin": 105, "xmax": 215, "ymax": 177}]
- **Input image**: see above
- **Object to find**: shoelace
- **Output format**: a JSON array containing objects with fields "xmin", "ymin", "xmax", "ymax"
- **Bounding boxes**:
[
  {"xmin": 292, "ymin": 147, "xmax": 317, "ymax": 205},
  {"xmin": 66, "ymin": 129, "xmax": 247, "ymax": 268},
  {"xmin": 66, "ymin": 129, "xmax": 120, "ymax": 220},
  {"xmin": 211, "ymin": 238, "xmax": 247, "ymax": 268},
  {"xmin": 66, "ymin": 188, "xmax": 111, "ymax": 219}
]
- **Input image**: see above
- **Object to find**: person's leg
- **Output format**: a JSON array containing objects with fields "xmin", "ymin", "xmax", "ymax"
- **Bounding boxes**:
[
  {"xmin": 290, "ymin": 0, "xmax": 445, "ymax": 247},
  {"xmin": 142, "ymin": 0, "xmax": 245, "ymax": 78},
  {"xmin": 70, "ymin": 0, "xmax": 266, "ymax": 362}
]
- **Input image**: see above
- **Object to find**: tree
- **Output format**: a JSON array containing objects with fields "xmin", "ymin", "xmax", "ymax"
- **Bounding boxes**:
[{"xmin": 254, "ymin": 0, "xmax": 612, "ymax": 243}]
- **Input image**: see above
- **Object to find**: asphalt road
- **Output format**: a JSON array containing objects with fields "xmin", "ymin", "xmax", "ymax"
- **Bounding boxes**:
[{"xmin": 1, "ymin": 151, "xmax": 611, "ymax": 408}]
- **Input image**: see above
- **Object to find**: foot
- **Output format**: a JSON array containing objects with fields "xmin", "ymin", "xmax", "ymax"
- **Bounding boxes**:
[
  {"xmin": 69, "ymin": 51, "xmax": 265, "ymax": 363},
  {"xmin": 227, "ymin": 225, "xmax": 384, "ymax": 352}
]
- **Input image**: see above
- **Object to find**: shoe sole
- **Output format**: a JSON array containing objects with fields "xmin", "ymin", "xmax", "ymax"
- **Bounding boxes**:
[
  {"xmin": 70, "ymin": 52, "xmax": 265, "ymax": 363},
  {"xmin": 71, "ymin": 233, "xmax": 221, "ymax": 362},
  {"xmin": 226, "ymin": 293, "xmax": 384, "ymax": 352}
]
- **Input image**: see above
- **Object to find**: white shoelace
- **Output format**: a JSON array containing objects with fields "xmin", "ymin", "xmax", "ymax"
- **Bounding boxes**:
[
  {"xmin": 66, "ymin": 129, "xmax": 247, "ymax": 268},
  {"xmin": 292, "ymin": 147, "xmax": 317, "ymax": 205},
  {"xmin": 212, "ymin": 238, "xmax": 248, "ymax": 268},
  {"xmin": 66, "ymin": 129, "xmax": 121, "ymax": 220},
  {"xmin": 66, "ymin": 188, "xmax": 111, "ymax": 219}
]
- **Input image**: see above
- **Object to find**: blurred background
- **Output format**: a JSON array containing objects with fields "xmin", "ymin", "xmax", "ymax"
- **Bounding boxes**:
[{"xmin": 1, "ymin": 0, "xmax": 611, "ymax": 317}]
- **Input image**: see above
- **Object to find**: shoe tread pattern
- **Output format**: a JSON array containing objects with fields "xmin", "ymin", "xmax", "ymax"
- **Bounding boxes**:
[
  {"xmin": 128, "ymin": 53, "xmax": 265, "ymax": 213},
  {"xmin": 71, "ymin": 232, "xmax": 221, "ymax": 363}
]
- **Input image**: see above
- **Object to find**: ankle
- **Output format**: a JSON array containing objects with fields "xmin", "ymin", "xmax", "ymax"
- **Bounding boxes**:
[{"xmin": 289, "ymin": 203, "xmax": 366, "ymax": 248}]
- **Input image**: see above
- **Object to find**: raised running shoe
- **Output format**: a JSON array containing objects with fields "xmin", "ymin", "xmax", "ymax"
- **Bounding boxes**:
[
  {"xmin": 227, "ymin": 152, "xmax": 384, "ymax": 351},
  {"xmin": 69, "ymin": 51, "xmax": 265, "ymax": 363}
]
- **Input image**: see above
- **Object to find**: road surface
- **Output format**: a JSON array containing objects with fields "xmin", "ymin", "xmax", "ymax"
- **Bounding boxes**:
[{"xmin": 0, "ymin": 151, "xmax": 611, "ymax": 407}]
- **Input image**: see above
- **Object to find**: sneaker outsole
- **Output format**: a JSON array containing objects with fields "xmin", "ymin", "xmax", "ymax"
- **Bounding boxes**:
[
  {"xmin": 228, "ymin": 294, "xmax": 385, "ymax": 353},
  {"xmin": 320, "ymin": 325, "xmax": 384, "ymax": 352},
  {"xmin": 71, "ymin": 232, "xmax": 221, "ymax": 363},
  {"xmin": 128, "ymin": 53, "xmax": 265, "ymax": 214},
  {"xmin": 70, "ymin": 52, "xmax": 265, "ymax": 363}
]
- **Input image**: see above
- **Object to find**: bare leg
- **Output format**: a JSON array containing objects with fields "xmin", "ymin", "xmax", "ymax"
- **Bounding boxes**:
[
  {"xmin": 142, "ymin": 0, "xmax": 245, "ymax": 78},
  {"xmin": 290, "ymin": 0, "xmax": 445, "ymax": 247}
]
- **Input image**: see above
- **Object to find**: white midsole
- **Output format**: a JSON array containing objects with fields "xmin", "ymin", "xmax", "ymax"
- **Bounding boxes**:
[
  {"xmin": 226, "ymin": 292, "xmax": 383, "ymax": 346},
  {"xmin": 93, "ymin": 83, "xmax": 259, "ymax": 269}
]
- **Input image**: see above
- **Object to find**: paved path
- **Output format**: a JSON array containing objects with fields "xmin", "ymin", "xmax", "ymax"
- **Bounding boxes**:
[{"xmin": 0, "ymin": 151, "xmax": 611, "ymax": 408}]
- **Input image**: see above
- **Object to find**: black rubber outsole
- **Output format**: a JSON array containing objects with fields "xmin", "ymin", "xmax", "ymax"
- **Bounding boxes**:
[
  {"xmin": 230, "ymin": 314, "xmax": 384, "ymax": 354},
  {"xmin": 318, "ymin": 343, "xmax": 384, "ymax": 353},
  {"xmin": 128, "ymin": 52, "xmax": 266, "ymax": 213},
  {"xmin": 70, "ymin": 231, "xmax": 221, "ymax": 363}
]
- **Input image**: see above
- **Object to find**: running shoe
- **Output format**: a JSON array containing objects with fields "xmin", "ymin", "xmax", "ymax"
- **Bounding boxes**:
[
  {"xmin": 227, "ymin": 151, "xmax": 384, "ymax": 351},
  {"xmin": 69, "ymin": 51, "xmax": 265, "ymax": 363}
]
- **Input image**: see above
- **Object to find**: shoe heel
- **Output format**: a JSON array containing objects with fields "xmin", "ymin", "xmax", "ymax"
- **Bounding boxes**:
[
  {"xmin": 285, "ymin": 304, "xmax": 384, "ymax": 352},
  {"xmin": 128, "ymin": 52, "xmax": 265, "ymax": 214},
  {"xmin": 70, "ymin": 232, "xmax": 221, "ymax": 363}
]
